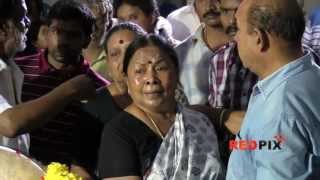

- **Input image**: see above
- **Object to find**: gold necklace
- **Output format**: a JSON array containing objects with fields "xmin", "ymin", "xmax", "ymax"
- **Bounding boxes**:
[{"xmin": 145, "ymin": 113, "xmax": 165, "ymax": 140}]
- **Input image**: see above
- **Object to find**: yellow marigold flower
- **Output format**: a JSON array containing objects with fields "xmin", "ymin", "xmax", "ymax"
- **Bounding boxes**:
[{"xmin": 43, "ymin": 162, "xmax": 82, "ymax": 180}]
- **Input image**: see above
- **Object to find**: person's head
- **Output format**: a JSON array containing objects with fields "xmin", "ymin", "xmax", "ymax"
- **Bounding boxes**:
[
  {"xmin": 104, "ymin": 22, "xmax": 146, "ymax": 82},
  {"xmin": 80, "ymin": 0, "xmax": 113, "ymax": 46},
  {"xmin": 234, "ymin": 0, "xmax": 305, "ymax": 74},
  {"xmin": 35, "ymin": 22, "xmax": 48, "ymax": 49},
  {"xmin": 194, "ymin": 0, "xmax": 221, "ymax": 27},
  {"xmin": 113, "ymin": 0, "xmax": 159, "ymax": 33},
  {"xmin": 46, "ymin": 0, "xmax": 95, "ymax": 65},
  {"xmin": 27, "ymin": 20, "xmax": 48, "ymax": 49},
  {"xmin": 123, "ymin": 34, "xmax": 178, "ymax": 113},
  {"xmin": 24, "ymin": 0, "xmax": 48, "ymax": 51},
  {"xmin": 0, "ymin": 0, "xmax": 31, "ymax": 59},
  {"xmin": 220, "ymin": 0, "xmax": 240, "ymax": 36}
]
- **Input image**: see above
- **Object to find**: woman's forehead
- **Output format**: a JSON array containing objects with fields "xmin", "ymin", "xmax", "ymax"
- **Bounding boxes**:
[
  {"xmin": 108, "ymin": 30, "xmax": 136, "ymax": 46},
  {"xmin": 131, "ymin": 46, "xmax": 169, "ymax": 64}
]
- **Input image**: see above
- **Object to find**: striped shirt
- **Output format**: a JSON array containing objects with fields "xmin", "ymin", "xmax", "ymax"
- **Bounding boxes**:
[
  {"xmin": 208, "ymin": 42, "xmax": 258, "ymax": 166},
  {"xmin": 302, "ymin": 8, "xmax": 320, "ymax": 56},
  {"xmin": 14, "ymin": 50, "xmax": 108, "ymax": 171},
  {"xmin": 209, "ymin": 42, "xmax": 257, "ymax": 110}
]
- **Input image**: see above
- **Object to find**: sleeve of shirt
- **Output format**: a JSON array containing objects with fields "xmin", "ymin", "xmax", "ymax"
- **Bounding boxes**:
[
  {"xmin": 98, "ymin": 123, "xmax": 141, "ymax": 178},
  {"xmin": 254, "ymin": 113, "xmax": 318, "ymax": 180},
  {"xmin": 0, "ymin": 94, "xmax": 12, "ymax": 113}
]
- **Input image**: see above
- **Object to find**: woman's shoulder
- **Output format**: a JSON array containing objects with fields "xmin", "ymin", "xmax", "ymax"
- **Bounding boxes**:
[
  {"xmin": 181, "ymin": 106, "xmax": 210, "ymax": 120},
  {"xmin": 106, "ymin": 111, "xmax": 137, "ymax": 130},
  {"xmin": 106, "ymin": 110, "xmax": 154, "ymax": 137},
  {"xmin": 83, "ymin": 87, "xmax": 121, "ymax": 123},
  {"xmin": 179, "ymin": 106, "xmax": 214, "ymax": 129}
]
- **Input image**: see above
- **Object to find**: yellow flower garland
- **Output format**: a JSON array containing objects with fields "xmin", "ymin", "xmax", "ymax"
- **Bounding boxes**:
[{"xmin": 43, "ymin": 162, "xmax": 82, "ymax": 180}]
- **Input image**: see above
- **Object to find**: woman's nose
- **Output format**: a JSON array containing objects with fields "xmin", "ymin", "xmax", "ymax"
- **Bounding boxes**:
[{"xmin": 145, "ymin": 69, "xmax": 159, "ymax": 85}]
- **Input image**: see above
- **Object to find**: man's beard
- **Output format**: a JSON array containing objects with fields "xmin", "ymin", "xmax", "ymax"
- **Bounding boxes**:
[{"xmin": 226, "ymin": 25, "xmax": 238, "ymax": 36}]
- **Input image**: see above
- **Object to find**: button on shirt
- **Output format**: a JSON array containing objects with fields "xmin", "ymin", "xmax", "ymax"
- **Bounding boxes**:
[
  {"xmin": 0, "ymin": 58, "xmax": 29, "ymax": 155},
  {"xmin": 175, "ymin": 25, "xmax": 214, "ymax": 105},
  {"xmin": 227, "ymin": 52, "xmax": 320, "ymax": 180}
]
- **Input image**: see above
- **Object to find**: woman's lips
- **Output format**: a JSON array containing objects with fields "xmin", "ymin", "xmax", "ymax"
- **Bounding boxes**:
[{"xmin": 144, "ymin": 90, "xmax": 163, "ymax": 98}]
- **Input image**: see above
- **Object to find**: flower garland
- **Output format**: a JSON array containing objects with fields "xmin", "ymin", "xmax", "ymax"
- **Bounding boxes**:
[{"xmin": 42, "ymin": 162, "xmax": 82, "ymax": 180}]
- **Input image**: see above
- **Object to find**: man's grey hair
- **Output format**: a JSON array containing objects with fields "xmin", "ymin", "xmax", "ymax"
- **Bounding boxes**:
[{"xmin": 247, "ymin": 0, "xmax": 305, "ymax": 47}]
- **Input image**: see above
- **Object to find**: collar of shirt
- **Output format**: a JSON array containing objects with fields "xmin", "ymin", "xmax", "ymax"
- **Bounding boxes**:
[
  {"xmin": 254, "ymin": 51, "xmax": 312, "ymax": 100},
  {"xmin": 171, "ymin": 4, "xmax": 200, "ymax": 21},
  {"xmin": 188, "ymin": 4, "xmax": 201, "ymax": 24},
  {"xmin": 215, "ymin": 41, "xmax": 236, "ymax": 52},
  {"xmin": 191, "ymin": 24, "xmax": 204, "ymax": 43},
  {"xmin": 185, "ymin": 4, "xmax": 196, "ymax": 13},
  {"xmin": 214, "ymin": 41, "xmax": 237, "ymax": 61},
  {"xmin": 191, "ymin": 24, "xmax": 233, "ymax": 54},
  {"xmin": 154, "ymin": 16, "xmax": 172, "ymax": 35}
]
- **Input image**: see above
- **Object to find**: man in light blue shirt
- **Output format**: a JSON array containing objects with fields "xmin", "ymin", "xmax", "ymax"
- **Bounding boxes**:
[{"xmin": 227, "ymin": 0, "xmax": 320, "ymax": 179}]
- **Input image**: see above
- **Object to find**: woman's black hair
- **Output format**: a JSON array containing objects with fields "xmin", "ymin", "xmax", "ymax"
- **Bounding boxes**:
[
  {"xmin": 104, "ymin": 22, "xmax": 146, "ymax": 54},
  {"xmin": 0, "ymin": 0, "xmax": 24, "ymax": 29},
  {"xmin": 123, "ymin": 34, "xmax": 179, "ymax": 75}
]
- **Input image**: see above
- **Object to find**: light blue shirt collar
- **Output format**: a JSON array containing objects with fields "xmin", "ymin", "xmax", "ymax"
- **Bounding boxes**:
[{"xmin": 254, "ymin": 52, "xmax": 313, "ymax": 100}]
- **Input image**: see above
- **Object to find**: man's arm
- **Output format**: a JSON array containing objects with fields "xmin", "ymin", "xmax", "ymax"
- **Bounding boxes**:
[
  {"xmin": 224, "ymin": 111, "xmax": 245, "ymax": 134},
  {"xmin": 188, "ymin": 105, "xmax": 245, "ymax": 135},
  {"xmin": 0, "ymin": 75, "xmax": 95, "ymax": 137}
]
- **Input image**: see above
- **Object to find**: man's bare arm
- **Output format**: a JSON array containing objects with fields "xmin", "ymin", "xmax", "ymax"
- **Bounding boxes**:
[
  {"xmin": 224, "ymin": 111, "xmax": 245, "ymax": 134},
  {"xmin": 0, "ymin": 75, "xmax": 95, "ymax": 137},
  {"xmin": 189, "ymin": 105, "xmax": 245, "ymax": 134}
]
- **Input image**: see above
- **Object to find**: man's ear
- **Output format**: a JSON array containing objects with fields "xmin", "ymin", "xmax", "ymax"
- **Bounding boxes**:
[{"xmin": 254, "ymin": 28, "xmax": 269, "ymax": 52}]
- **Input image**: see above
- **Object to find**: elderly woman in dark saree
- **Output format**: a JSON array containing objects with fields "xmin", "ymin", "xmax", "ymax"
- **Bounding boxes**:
[
  {"xmin": 84, "ymin": 22, "xmax": 146, "ymax": 123},
  {"xmin": 98, "ymin": 34, "xmax": 224, "ymax": 180}
]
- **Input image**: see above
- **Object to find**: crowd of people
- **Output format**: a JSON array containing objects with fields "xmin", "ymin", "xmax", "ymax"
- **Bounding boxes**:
[{"xmin": 0, "ymin": 0, "xmax": 320, "ymax": 179}]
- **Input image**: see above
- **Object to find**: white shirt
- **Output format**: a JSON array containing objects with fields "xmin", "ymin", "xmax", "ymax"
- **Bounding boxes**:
[
  {"xmin": 0, "ymin": 58, "xmax": 29, "ymax": 154},
  {"xmin": 167, "ymin": 5, "xmax": 201, "ymax": 41},
  {"xmin": 175, "ymin": 25, "xmax": 214, "ymax": 105},
  {"xmin": 154, "ymin": 16, "xmax": 180, "ymax": 46}
]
